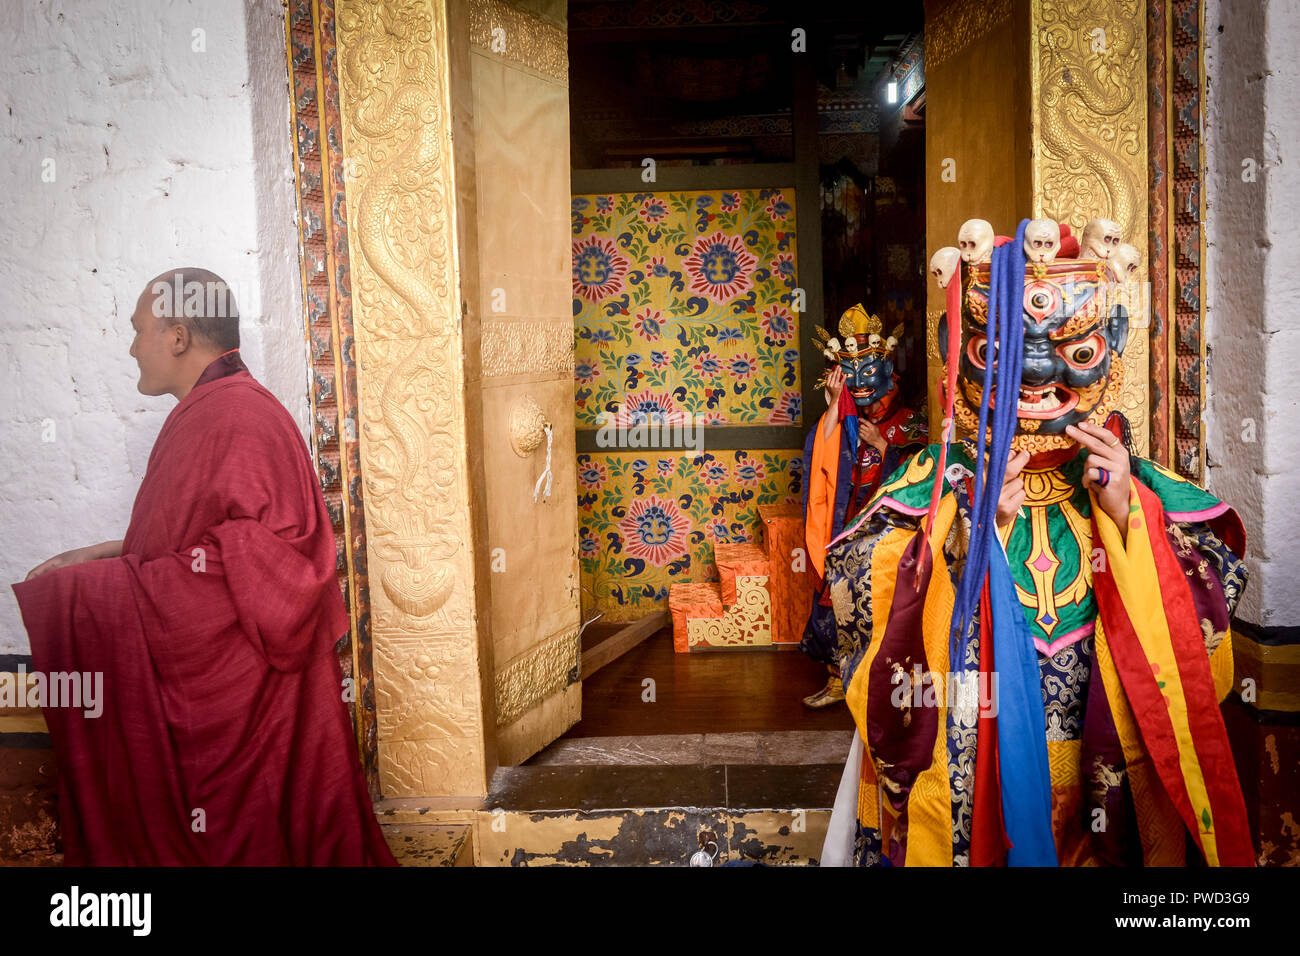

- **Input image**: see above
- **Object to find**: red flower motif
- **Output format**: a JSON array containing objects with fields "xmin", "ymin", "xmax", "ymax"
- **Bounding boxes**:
[
  {"xmin": 698, "ymin": 457, "xmax": 730, "ymax": 487},
  {"xmin": 768, "ymin": 390, "xmax": 802, "ymax": 425},
  {"xmin": 760, "ymin": 306, "xmax": 794, "ymax": 342},
  {"xmin": 633, "ymin": 308, "xmax": 664, "ymax": 341},
  {"xmin": 765, "ymin": 192, "xmax": 791, "ymax": 220},
  {"xmin": 681, "ymin": 231, "xmax": 756, "ymax": 304},
  {"xmin": 733, "ymin": 454, "xmax": 766, "ymax": 486},
  {"xmin": 728, "ymin": 352, "xmax": 758, "ymax": 380},
  {"xmin": 769, "ymin": 253, "xmax": 795, "ymax": 282},
  {"xmin": 578, "ymin": 459, "xmax": 607, "ymax": 490},
  {"xmin": 619, "ymin": 495, "xmax": 691, "ymax": 567},
  {"xmin": 638, "ymin": 195, "xmax": 669, "ymax": 224},
  {"xmin": 614, "ymin": 389, "xmax": 689, "ymax": 427},
  {"xmin": 692, "ymin": 351, "xmax": 722, "ymax": 378}
]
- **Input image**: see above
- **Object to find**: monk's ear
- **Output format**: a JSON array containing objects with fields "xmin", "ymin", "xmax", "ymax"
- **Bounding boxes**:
[{"xmin": 168, "ymin": 322, "xmax": 192, "ymax": 356}]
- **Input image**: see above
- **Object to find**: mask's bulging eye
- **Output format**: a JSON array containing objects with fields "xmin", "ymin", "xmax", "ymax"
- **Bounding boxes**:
[
  {"xmin": 1058, "ymin": 333, "xmax": 1107, "ymax": 370},
  {"xmin": 967, "ymin": 334, "xmax": 992, "ymax": 369}
]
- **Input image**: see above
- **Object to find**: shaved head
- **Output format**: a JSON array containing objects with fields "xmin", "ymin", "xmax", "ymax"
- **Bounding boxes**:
[
  {"xmin": 144, "ymin": 267, "xmax": 240, "ymax": 352},
  {"xmin": 130, "ymin": 267, "xmax": 242, "ymax": 398}
]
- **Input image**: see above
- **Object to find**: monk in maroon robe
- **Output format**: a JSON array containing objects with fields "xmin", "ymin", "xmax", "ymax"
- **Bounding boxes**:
[{"xmin": 13, "ymin": 268, "xmax": 396, "ymax": 866}]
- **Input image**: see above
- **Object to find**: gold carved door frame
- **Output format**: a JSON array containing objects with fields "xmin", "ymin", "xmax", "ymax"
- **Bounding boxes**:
[{"xmin": 287, "ymin": 0, "xmax": 580, "ymax": 805}]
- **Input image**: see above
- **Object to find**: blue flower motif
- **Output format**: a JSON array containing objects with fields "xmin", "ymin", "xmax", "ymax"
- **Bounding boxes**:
[
  {"xmin": 595, "ymin": 196, "xmax": 614, "ymax": 212},
  {"xmin": 626, "ymin": 352, "xmax": 644, "ymax": 367},
  {"xmin": 765, "ymin": 312, "xmax": 791, "ymax": 337},
  {"xmin": 635, "ymin": 311, "xmax": 663, "ymax": 339},
  {"xmin": 632, "ymin": 458, "xmax": 649, "ymax": 472},
  {"xmin": 716, "ymin": 327, "xmax": 743, "ymax": 343},
  {"xmin": 640, "ymin": 197, "xmax": 669, "ymax": 222},
  {"xmin": 585, "ymin": 328, "xmax": 615, "ymax": 343},
  {"xmin": 728, "ymin": 356, "xmax": 755, "ymax": 377},
  {"xmin": 572, "ymin": 197, "xmax": 590, "ymax": 212},
  {"xmin": 701, "ymin": 462, "xmax": 728, "ymax": 485}
]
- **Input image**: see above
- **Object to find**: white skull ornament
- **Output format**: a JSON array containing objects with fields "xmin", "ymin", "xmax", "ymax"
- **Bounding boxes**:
[
  {"xmin": 929, "ymin": 247, "xmax": 961, "ymax": 289},
  {"xmin": 1107, "ymin": 242, "xmax": 1141, "ymax": 281},
  {"xmin": 1080, "ymin": 218, "xmax": 1123, "ymax": 259},
  {"xmin": 957, "ymin": 219, "xmax": 994, "ymax": 264},
  {"xmin": 1023, "ymin": 218, "xmax": 1061, "ymax": 264}
]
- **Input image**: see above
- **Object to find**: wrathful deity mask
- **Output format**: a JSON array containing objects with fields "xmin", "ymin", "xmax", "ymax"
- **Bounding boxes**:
[
  {"xmin": 937, "ymin": 219, "xmax": 1138, "ymax": 456},
  {"xmin": 814, "ymin": 305, "xmax": 904, "ymax": 410}
]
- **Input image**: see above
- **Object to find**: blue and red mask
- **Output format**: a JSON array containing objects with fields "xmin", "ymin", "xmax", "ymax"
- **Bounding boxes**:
[{"xmin": 939, "ymin": 258, "xmax": 1131, "ymax": 456}]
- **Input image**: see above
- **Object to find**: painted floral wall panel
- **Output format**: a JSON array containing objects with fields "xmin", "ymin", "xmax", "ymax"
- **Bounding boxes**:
[
  {"xmin": 578, "ymin": 449, "xmax": 803, "ymax": 621},
  {"xmin": 572, "ymin": 189, "xmax": 802, "ymax": 429}
]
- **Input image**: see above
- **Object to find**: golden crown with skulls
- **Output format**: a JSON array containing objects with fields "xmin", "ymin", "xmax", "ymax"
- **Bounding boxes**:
[{"xmin": 812, "ymin": 305, "xmax": 904, "ymax": 363}]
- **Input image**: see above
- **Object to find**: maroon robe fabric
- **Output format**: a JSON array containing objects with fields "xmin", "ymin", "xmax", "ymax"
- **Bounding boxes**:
[{"xmin": 12, "ymin": 358, "xmax": 396, "ymax": 866}]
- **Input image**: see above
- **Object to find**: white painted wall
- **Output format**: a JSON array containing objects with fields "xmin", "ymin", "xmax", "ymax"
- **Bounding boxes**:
[
  {"xmin": 1206, "ymin": 0, "xmax": 1300, "ymax": 625},
  {"xmin": 0, "ymin": 0, "xmax": 307, "ymax": 652}
]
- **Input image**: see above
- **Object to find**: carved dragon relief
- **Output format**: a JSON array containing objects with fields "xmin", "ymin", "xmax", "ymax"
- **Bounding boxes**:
[
  {"xmin": 1033, "ymin": 0, "xmax": 1150, "ymax": 455},
  {"xmin": 336, "ymin": 0, "xmax": 487, "ymax": 795},
  {"xmin": 338, "ymin": 0, "xmax": 464, "ymax": 623}
]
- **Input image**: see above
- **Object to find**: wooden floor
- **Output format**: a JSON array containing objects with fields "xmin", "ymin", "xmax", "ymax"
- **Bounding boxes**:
[{"xmin": 564, "ymin": 625, "xmax": 855, "ymax": 738}]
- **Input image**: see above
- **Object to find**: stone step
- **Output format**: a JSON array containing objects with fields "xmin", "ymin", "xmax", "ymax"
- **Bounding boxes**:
[
  {"xmin": 473, "ymin": 762, "xmax": 841, "ymax": 866},
  {"xmin": 528, "ymin": 730, "xmax": 855, "ymax": 767}
]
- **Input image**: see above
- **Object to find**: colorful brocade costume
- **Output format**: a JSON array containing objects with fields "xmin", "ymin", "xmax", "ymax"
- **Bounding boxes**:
[
  {"xmin": 818, "ymin": 218, "xmax": 1253, "ymax": 866},
  {"xmin": 799, "ymin": 306, "xmax": 926, "ymax": 704},
  {"xmin": 824, "ymin": 442, "xmax": 1248, "ymax": 866},
  {"xmin": 801, "ymin": 384, "xmax": 926, "ymax": 665}
]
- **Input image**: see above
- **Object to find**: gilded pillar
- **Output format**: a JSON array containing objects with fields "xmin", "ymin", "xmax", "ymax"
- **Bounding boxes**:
[{"xmin": 334, "ymin": 0, "xmax": 494, "ymax": 799}]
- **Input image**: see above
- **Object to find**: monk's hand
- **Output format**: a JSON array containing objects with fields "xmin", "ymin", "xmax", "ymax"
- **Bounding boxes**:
[
  {"xmin": 824, "ymin": 366, "xmax": 846, "ymax": 408},
  {"xmin": 1068, "ymin": 422, "xmax": 1131, "ymax": 536},
  {"xmin": 995, "ymin": 448, "xmax": 1031, "ymax": 528},
  {"xmin": 24, "ymin": 540, "xmax": 122, "ymax": 581},
  {"xmin": 859, "ymin": 420, "xmax": 887, "ymax": 455}
]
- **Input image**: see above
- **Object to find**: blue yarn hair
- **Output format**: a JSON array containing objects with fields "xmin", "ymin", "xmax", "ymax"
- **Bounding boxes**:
[{"xmin": 949, "ymin": 219, "xmax": 1029, "ymax": 667}]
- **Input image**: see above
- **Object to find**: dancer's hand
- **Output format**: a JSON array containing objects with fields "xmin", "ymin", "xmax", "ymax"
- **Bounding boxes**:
[
  {"xmin": 860, "ymin": 421, "xmax": 887, "ymax": 455},
  {"xmin": 825, "ymin": 366, "xmax": 845, "ymax": 407},
  {"xmin": 995, "ymin": 449, "xmax": 1031, "ymax": 528},
  {"xmin": 1068, "ymin": 422, "xmax": 1132, "ymax": 540}
]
